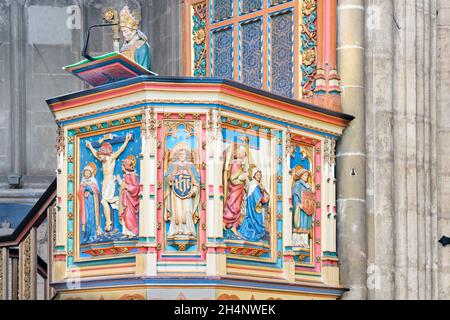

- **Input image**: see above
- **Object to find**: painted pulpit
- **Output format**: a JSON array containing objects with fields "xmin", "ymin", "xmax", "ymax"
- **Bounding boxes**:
[
  {"xmin": 47, "ymin": 2, "xmax": 352, "ymax": 296},
  {"xmin": 47, "ymin": 64, "xmax": 352, "ymax": 299}
]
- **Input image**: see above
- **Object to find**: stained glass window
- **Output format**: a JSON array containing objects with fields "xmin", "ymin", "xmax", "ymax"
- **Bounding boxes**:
[
  {"xmin": 269, "ymin": 11, "xmax": 294, "ymax": 97},
  {"xmin": 211, "ymin": 26, "xmax": 234, "ymax": 80},
  {"xmin": 185, "ymin": 0, "xmax": 318, "ymax": 100},
  {"xmin": 240, "ymin": 0, "xmax": 263, "ymax": 15},
  {"xmin": 240, "ymin": 18, "xmax": 263, "ymax": 88}
]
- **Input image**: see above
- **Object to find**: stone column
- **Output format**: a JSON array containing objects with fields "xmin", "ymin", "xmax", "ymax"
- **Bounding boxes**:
[
  {"xmin": 391, "ymin": 0, "xmax": 409, "ymax": 300},
  {"xmin": 365, "ymin": 0, "xmax": 396, "ymax": 300},
  {"xmin": 389, "ymin": 0, "xmax": 439, "ymax": 300},
  {"xmin": 360, "ymin": 0, "xmax": 441, "ymax": 300},
  {"xmin": 429, "ymin": 0, "xmax": 439, "ymax": 301},
  {"xmin": 336, "ymin": 0, "xmax": 367, "ymax": 299},
  {"xmin": 423, "ymin": 0, "xmax": 436, "ymax": 301},
  {"xmin": 9, "ymin": 0, "xmax": 26, "ymax": 186},
  {"xmin": 437, "ymin": 0, "xmax": 450, "ymax": 299}
]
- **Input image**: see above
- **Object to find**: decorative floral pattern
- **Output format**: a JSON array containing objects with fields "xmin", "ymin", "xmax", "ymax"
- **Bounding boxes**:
[
  {"xmin": 241, "ymin": 19, "xmax": 263, "ymax": 89},
  {"xmin": 300, "ymin": 0, "xmax": 317, "ymax": 97},
  {"xmin": 212, "ymin": 27, "xmax": 234, "ymax": 80},
  {"xmin": 270, "ymin": 11, "xmax": 294, "ymax": 97},
  {"xmin": 212, "ymin": 0, "xmax": 233, "ymax": 22},
  {"xmin": 192, "ymin": 3, "xmax": 207, "ymax": 77}
]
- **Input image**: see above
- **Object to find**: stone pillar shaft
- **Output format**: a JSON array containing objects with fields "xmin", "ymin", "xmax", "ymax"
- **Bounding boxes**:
[
  {"xmin": 437, "ymin": 0, "xmax": 450, "ymax": 299},
  {"xmin": 336, "ymin": 0, "xmax": 367, "ymax": 299},
  {"xmin": 366, "ymin": 0, "xmax": 396, "ymax": 300},
  {"xmin": 9, "ymin": 0, "xmax": 26, "ymax": 179}
]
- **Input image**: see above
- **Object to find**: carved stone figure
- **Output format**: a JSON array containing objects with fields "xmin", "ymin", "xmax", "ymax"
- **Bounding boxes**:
[
  {"xmin": 77, "ymin": 162, "xmax": 101, "ymax": 243},
  {"xmin": 238, "ymin": 167, "xmax": 270, "ymax": 242},
  {"xmin": 292, "ymin": 166, "xmax": 314, "ymax": 248},
  {"xmin": 164, "ymin": 142, "xmax": 201, "ymax": 241},
  {"xmin": 223, "ymin": 144, "xmax": 250, "ymax": 236},
  {"xmin": 119, "ymin": 6, "xmax": 152, "ymax": 70},
  {"xmin": 85, "ymin": 132, "xmax": 132, "ymax": 233},
  {"xmin": 117, "ymin": 155, "xmax": 140, "ymax": 239}
]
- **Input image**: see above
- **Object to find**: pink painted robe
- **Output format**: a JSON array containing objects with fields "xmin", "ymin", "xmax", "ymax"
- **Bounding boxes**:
[
  {"xmin": 223, "ymin": 161, "xmax": 247, "ymax": 229},
  {"xmin": 119, "ymin": 172, "xmax": 141, "ymax": 236}
]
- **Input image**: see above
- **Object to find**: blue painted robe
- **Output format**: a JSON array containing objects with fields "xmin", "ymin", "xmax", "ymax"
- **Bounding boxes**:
[
  {"xmin": 292, "ymin": 180, "xmax": 313, "ymax": 233},
  {"xmin": 77, "ymin": 178, "xmax": 100, "ymax": 244},
  {"xmin": 134, "ymin": 42, "xmax": 151, "ymax": 70},
  {"xmin": 120, "ymin": 32, "xmax": 152, "ymax": 71},
  {"xmin": 238, "ymin": 181, "xmax": 269, "ymax": 242}
]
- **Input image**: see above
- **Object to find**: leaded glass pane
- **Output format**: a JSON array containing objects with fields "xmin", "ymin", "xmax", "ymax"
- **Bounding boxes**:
[
  {"xmin": 270, "ymin": 11, "xmax": 294, "ymax": 97},
  {"xmin": 211, "ymin": 27, "xmax": 234, "ymax": 79},
  {"xmin": 240, "ymin": 19, "xmax": 263, "ymax": 89}
]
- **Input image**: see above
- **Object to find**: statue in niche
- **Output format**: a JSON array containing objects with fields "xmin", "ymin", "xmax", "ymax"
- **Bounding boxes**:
[
  {"xmin": 291, "ymin": 166, "xmax": 315, "ymax": 248},
  {"xmin": 117, "ymin": 155, "xmax": 140, "ymax": 239},
  {"xmin": 119, "ymin": 5, "xmax": 152, "ymax": 70},
  {"xmin": 164, "ymin": 142, "xmax": 201, "ymax": 242},
  {"xmin": 237, "ymin": 166, "xmax": 270, "ymax": 242},
  {"xmin": 85, "ymin": 132, "xmax": 133, "ymax": 233},
  {"xmin": 77, "ymin": 162, "xmax": 101, "ymax": 243},
  {"xmin": 223, "ymin": 143, "xmax": 251, "ymax": 236}
]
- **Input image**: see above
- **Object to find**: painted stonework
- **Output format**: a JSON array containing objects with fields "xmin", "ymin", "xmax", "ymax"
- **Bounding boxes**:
[
  {"xmin": 0, "ymin": 0, "xmax": 448, "ymax": 302},
  {"xmin": 287, "ymin": 135, "xmax": 322, "ymax": 267},
  {"xmin": 222, "ymin": 122, "xmax": 273, "ymax": 258},
  {"xmin": 118, "ymin": 6, "xmax": 152, "ymax": 70},
  {"xmin": 46, "ymin": 75, "xmax": 348, "ymax": 299},
  {"xmin": 163, "ymin": 121, "xmax": 202, "ymax": 251},
  {"xmin": 68, "ymin": 119, "xmax": 142, "ymax": 261},
  {"xmin": 186, "ymin": 0, "xmax": 318, "ymax": 100}
]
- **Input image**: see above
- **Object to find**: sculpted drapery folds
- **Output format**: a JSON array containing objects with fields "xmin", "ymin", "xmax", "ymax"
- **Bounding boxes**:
[
  {"xmin": 119, "ymin": 5, "xmax": 152, "ymax": 70},
  {"xmin": 291, "ymin": 166, "xmax": 315, "ymax": 249},
  {"xmin": 75, "ymin": 124, "xmax": 142, "ymax": 258},
  {"xmin": 237, "ymin": 167, "xmax": 270, "ymax": 242},
  {"xmin": 222, "ymin": 135, "xmax": 271, "ymax": 243},
  {"xmin": 85, "ymin": 132, "xmax": 132, "ymax": 233},
  {"xmin": 222, "ymin": 142, "xmax": 251, "ymax": 236},
  {"xmin": 164, "ymin": 142, "xmax": 201, "ymax": 241},
  {"xmin": 77, "ymin": 162, "xmax": 101, "ymax": 243},
  {"xmin": 117, "ymin": 155, "xmax": 141, "ymax": 238}
]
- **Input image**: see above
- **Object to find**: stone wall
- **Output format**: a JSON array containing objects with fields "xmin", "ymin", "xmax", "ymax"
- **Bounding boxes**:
[{"xmin": 0, "ymin": 0, "xmax": 182, "ymax": 203}]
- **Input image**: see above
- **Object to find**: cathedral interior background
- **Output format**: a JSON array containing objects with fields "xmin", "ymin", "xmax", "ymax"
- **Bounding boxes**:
[{"xmin": 0, "ymin": 0, "xmax": 448, "ymax": 300}]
